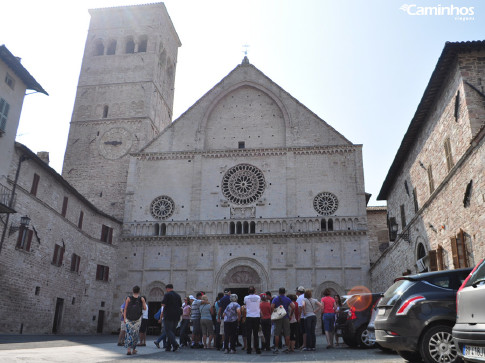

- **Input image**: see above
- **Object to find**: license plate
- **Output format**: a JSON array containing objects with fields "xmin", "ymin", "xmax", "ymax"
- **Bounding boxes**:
[
  {"xmin": 464, "ymin": 345, "xmax": 485, "ymax": 360},
  {"xmin": 377, "ymin": 308, "xmax": 386, "ymax": 316}
]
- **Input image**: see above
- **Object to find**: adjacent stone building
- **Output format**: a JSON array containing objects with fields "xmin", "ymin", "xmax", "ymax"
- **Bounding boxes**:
[{"xmin": 371, "ymin": 41, "xmax": 485, "ymax": 292}]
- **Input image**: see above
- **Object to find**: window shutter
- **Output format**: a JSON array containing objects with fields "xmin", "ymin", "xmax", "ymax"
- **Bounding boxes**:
[
  {"xmin": 437, "ymin": 245, "xmax": 444, "ymax": 270},
  {"xmin": 451, "ymin": 236, "xmax": 459, "ymax": 268},
  {"xmin": 59, "ymin": 247, "xmax": 65, "ymax": 266},
  {"xmin": 76, "ymin": 256, "xmax": 81, "ymax": 272},
  {"xmin": 458, "ymin": 229, "xmax": 468, "ymax": 268},
  {"xmin": 428, "ymin": 250, "xmax": 438, "ymax": 271},
  {"xmin": 71, "ymin": 255, "xmax": 76, "ymax": 271},
  {"xmin": 96, "ymin": 265, "xmax": 102, "ymax": 280},
  {"xmin": 104, "ymin": 266, "xmax": 109, "ymax": 281},
  {"xmin": 26, "ymin": 230, "xmax": 33, "ymax": 252},
  {"xmin": 52, "ymin": 245, "xmax": 59, "ymax": 264},
  {"xmin": 16, "ymin": 226, "xmax": 24, "ymax": 248},
  {"xmin": 108, "ymin": 228, "xmax": 113, "ymax": 244}
]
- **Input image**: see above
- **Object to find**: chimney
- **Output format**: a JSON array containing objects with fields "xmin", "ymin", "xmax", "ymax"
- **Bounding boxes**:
[{"xmin": 37, "ymin": 151, "xmax": 49, "ymax": 165}]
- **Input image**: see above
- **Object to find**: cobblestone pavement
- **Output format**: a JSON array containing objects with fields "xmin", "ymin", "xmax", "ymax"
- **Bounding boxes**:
[{"xmin": 0, "ymin": 334, "xmax": 407, "ymax": 363}]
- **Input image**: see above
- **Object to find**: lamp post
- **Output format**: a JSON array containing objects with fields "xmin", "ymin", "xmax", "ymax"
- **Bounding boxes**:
[
  {"xmin": 390, "ymin": 223, "xmax": 410, "ymax": 243},
  {"xmin": 0, "ymin": 154, "xmax": 30, "ymax": 254}
]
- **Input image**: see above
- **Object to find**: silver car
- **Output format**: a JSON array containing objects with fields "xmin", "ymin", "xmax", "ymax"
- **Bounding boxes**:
[{"xmin": 453, "ymin": 259, "xmax": 485, "ymax": 363}]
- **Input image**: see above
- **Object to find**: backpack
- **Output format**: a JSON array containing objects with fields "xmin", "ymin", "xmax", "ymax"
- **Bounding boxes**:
[{"xmin": 126, "ymin": 296, "xmax": 143, "ymax": 321}]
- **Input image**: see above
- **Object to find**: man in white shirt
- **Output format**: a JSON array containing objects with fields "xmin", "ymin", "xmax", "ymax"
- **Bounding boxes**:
[
  {"xmin": 244, "ymin": 286, "xmax": 261, "ymax": 354},
  {"xmin": 296, "ymin": 286, "xmax": 306, "ymax": 349}
]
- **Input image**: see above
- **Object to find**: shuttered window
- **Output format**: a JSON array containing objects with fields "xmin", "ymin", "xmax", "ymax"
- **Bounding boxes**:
[
  {"xmin": 428, "ymin": 250, "xmax": 438, "ymax": 271},
  {"xmin": 61, "ymin": 196, "xmax": 68, "ymax": 217},
  {"xmin": 444, "ymin": 138, "xmax": 454, "ymax": 172},
  {"xmin": 96, "ymin": 264, "xmax": 109, "ymax": 281},
  {"xmin": 52, "ymin": 244, "xmax": 65, "ymax": 267},
  {"xmin": 427, "ymin": 165, "xmax": 435, "ymax": 194},
  {"xmin": 31, "ymin": 173, "xmax": 40, "ymax": 196},
  {"xmin": 101, "ymin": 225, "xmax": 113, "ymax": 244},
  {"xmin": 78, "ymin": 211, "xmax": 84, "ymax": 229},
  {"xmin": 0, "ymin": 98, "xmax": 9, "ymax": 134},
  {"xmin": 16, "ymin": 226, "xmax": 33, "ymax": 251},
  {"xmin": 70, "ymin": 254, "xmax": 81, "ymax": 273},
  {"xmin": 412, "ymin": 188, "xmax": 419, "ymax": 213},
  {"xmin": 400, "ymin": 204, "xmax": 406, "ymax": 229},
  {"xmin": 451, "ymin": 229, "xmax": 469, "ymax": 268}
]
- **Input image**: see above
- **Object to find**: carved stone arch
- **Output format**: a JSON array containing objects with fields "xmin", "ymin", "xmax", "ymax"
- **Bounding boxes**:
[
  {"xmin": 215, "ymin": 258, "xmax": 269, "ymax": 296},
  {"xmin": 315, "ymin": 281, "xmax": 345, "ymax": 299},
  {"xmin": 146, "ymin": 281, "xmax": 166, "ymax": 302},
  {"xmin": 199, "ymin": 81, "xmax": 292, "ymax": 147}
]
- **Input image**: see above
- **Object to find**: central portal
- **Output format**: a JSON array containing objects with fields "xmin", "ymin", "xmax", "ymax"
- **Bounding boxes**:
[
  {"xmin": 226, "ymin": 287, "xmax": 250, "ymax": 306},
  {"xmin": 215, "ymin": 258, "xmax": 269, "ymax": 297}
]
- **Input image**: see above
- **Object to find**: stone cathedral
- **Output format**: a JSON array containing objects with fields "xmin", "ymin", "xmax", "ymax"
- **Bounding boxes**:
[{"xmin": 62, "ymin": 3, "xmax": 370, "ymax": 315}]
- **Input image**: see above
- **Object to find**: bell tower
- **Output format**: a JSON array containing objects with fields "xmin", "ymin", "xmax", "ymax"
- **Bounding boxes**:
[{"xmin": 62, "ymin": 3, "xmax": 181, "ymax": 219}]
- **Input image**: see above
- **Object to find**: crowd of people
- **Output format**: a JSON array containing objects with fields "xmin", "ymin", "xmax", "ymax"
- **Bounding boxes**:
[{"xmin": 118, "ymin": 284, "xmax": 344, "ymax": 355}]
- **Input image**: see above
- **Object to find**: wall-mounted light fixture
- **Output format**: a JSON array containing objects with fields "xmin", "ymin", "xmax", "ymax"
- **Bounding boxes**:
[
  {"xmin": 8, "ymin": 216, "xmax": 31, "ymax": 236},
  {"xmin": 390, "ymin": 221, "xmax": 410, "ymax": 243}
]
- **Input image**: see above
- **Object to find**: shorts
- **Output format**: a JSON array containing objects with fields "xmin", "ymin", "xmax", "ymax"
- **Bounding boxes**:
[
  {"xmin": 120, "ymin": 321, "xmax": 126, "ymax": 331},
  {"xmin": 201, "ymin": 319, "xmax": 214, "ymax": 336},
  {"xmin": 323, "ymin": 313, "xmax": 336, "ymax": 332},
  {"xmin": 192, "ymin": 318, "xmax": 202, "ymax": 335},
  {"xmin": 273, "ymin": 318, "xmax": 290, "ymax": 337},
  {"xmin": 140, "ymin": 318, "xmax": 148, "ymax": 333}
]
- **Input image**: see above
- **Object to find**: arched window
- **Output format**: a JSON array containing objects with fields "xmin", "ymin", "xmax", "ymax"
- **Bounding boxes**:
[
  {"xmin": 236, "ymin": 222, "xmax": 242, "ymax": 235},
  {"xmin": 153, "ymin": 224, "xmax": 159, "ymax": 236},
  {"xmin": 107, "ymin": 40, "xmax": 117, "ymax": 55},
  {"xmin": 328, "ymin": 219, "xmax": 334, "ymax": 231},
  {"xmin": 94, "ymin": 40, "xmax": 104, "ymax": 56},
  {"xmin": 417, "ymin": 243, "xmax": 426, "ymax": 260},
  {"xmin": 243, "ymin": 221, "xmax": 249, "ymax": 234},
  {"xmin": 229, "ymin": 222, "xmax": 235, "ymax": 235},
  {"xmin": 125, "ymin": 37, "xmax": 135, "ymax": 54},
  {"xmin": 250, "ymin": 221, "xmax": 256, "ymax": 234},
  {"xmin": 102, "ymin": 105, "xmax": 109, "ymax": 118},
  {"xmin": 320, "ymin": 219, "xmax": 327, "ymax": 231},
  {"xmin": 160, "ymin": 223, "xmax": 167, "ymax": 236},
  {"xmin": 138, "ymin": 35, "xmax": 147, "ymax": 53}
]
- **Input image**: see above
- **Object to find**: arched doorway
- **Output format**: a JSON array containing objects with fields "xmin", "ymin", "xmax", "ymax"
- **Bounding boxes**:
[
  {"xmin": 146, "ymin": 283, "xmax": 165, "ymax": 335},
  {"xmin": 215, "ymin": 258, "xmax": 269, "ymax": 304}
]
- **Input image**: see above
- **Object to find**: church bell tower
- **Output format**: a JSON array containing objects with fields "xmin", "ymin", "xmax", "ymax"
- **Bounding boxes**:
[{"xmin": 62, "ymin": 3, "xmax": 181, "ymax": 219}]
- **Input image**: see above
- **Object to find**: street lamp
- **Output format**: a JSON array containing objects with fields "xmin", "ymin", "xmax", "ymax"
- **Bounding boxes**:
[
  {"xmin": 390, "ymin": 223, "xmax": 410, "ymax": 243},
  {"xmin": 8, "ymin": 215, "xmax": 31, "ymax": 236}
]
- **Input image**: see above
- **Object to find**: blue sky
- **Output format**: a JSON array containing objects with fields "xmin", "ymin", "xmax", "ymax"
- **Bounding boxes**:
[{"xmin": 2, "ymin": 0, "xmax": 483, "ymax": 206}]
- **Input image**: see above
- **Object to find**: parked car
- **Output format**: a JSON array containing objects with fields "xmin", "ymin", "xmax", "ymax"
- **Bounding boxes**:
[
  {"xmin": 338, "ymin": 293, "xmax": 382, "ymax": 348},
  {"xmin": 453, "ymin": 259, "xmax": 485, "ymax": 363},
  {"xmin": 367, "ymin": 296, "xmax": 390, "ymax": 351},
  {"xmin": 375, "ymin": 268, "xmax": 472, "ymax": 363}
]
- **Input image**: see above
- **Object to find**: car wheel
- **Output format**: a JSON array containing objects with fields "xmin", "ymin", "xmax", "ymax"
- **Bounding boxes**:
[
  {"xmin": 397, "ymin": 350, "xmax": 423, "ymax": 362},
  {"xmin": 356, "ymin": 326, "xmax": 375, "ymax": 349},
  {"xmin": 419, "ymin": 325, "xmax": 460, "ymax": 363}
]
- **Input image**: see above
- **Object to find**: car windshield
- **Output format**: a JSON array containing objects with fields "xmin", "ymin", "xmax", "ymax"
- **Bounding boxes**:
[
  {"xmin": 381, "ymin": 279, "xmax": 414, "ymax": 306},
  {"xmin": 465, "ymin": 260, "xmax": 485, "ymax": 287}
]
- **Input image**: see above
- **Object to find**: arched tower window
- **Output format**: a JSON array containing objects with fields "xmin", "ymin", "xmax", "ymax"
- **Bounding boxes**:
[
  {"xmin": 160, "ymin": 223, "xmax": 167, "ymax": 236},
  {"xmin": 229, "ymin": 222, "xmax": 235, "ymax": 235},
  {"xmin": 328, "ymin": 219, "xmax": 334, "ymax": 231},
  {"xmin": 106, "ymin": 40, "xmax": 117, "ymax": 55},
  {"xmin": 236, "ymin": 222, "xmax": 242, "ymax": 234},
  {"xmin": 320, "ymin": 219, "xmax": 327, "ymax": 231},
  {"xmin": 102, "ymin": 105, "xmax": 109, "ymax": 118},
  {"xmin": 138, "ymin": 35, "xmax": 148, "ymax": 53},
  {"xmin": 94, "ymin": 40, "xmax": 104, "ymax": 56},
  {"xmin": 125, "ymin": 37, "xmax": 135, "ymax": 54},
  {"xmin": 250, "ymin": 221, "xmax": 256, "ymax": 234},
  {"xmin": 243, "ymin": 221, "xmax": 249, "ymax": 234}
]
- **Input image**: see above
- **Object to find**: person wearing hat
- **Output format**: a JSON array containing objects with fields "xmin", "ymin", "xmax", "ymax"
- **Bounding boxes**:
[{"xmin": 296, "ymin": 286, "xmax": 306, "ymax": 349}]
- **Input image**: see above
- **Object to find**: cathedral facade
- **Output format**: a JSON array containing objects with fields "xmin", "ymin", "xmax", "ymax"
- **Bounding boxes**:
[{"xmin": 61, "ymin": 3, "xmax": 370, "ymax": 316}]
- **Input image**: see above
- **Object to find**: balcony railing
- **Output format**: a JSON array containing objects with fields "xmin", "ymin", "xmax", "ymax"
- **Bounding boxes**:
[
  {"xmin": 123, "ymin": 216, "xmax": 366, "ymax": 238},
  {"xmin": 0, "ymin": 183, "xmax": 15, "ymax": 213}
]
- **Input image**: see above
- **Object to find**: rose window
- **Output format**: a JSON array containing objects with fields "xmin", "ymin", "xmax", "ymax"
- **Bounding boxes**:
[
  {"xmin": 313, "ymin": 192, "xmax": 339, "ymax": 215},
  {"xmin": 222, "ymin": 164, "xmax": 266, "ymax": 205},
  {"xmin": 150, "ymin": 195, "xmax": 175, "ymax": 219}
]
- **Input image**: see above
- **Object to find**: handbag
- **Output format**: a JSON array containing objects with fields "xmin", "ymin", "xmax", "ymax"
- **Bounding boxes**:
[{"xmin": 271, "ymin": 305, "xmax": 286, "ymax": 320}]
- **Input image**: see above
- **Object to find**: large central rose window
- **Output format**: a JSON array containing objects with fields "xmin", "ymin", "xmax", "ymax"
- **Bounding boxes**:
[{"xmin": 222, "ymin": 164, "xmax": 266, "ymax": 205}]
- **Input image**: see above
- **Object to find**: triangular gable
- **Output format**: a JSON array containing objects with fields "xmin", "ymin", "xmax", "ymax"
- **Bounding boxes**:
[{"xmin": 141, "ymin": 60, "xmax": 352, "ymax": 154}]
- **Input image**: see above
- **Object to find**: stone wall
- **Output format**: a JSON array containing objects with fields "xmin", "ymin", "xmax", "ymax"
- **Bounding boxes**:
[{"xmin": 0, "ymin": 146, "xmax": 121, "ymax": 334}]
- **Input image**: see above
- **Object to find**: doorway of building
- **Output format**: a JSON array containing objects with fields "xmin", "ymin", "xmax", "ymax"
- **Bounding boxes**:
[
  {"xmin": 52, "ymin": 298, "xmax": 64, "ymax": 333},
  {"xmin": 147, "ymin": 301, "xmax": 162, "ymax": 335},
  {"xmin": 227, "ymin": 287, "xmax": 249, "ymax": 306},
  {"xmin": 97, "ymin": 310, "xmax": 105, "ymax": 333}
]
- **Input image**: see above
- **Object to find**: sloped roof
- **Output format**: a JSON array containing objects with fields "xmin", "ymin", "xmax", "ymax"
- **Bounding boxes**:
[
  {"xmin": 0, "ymin": 45, "xmax": 48, "ymax": 95},
  {"xmin": 377, "ymin": 40, "xmax": 485, "ymax": 200}
]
